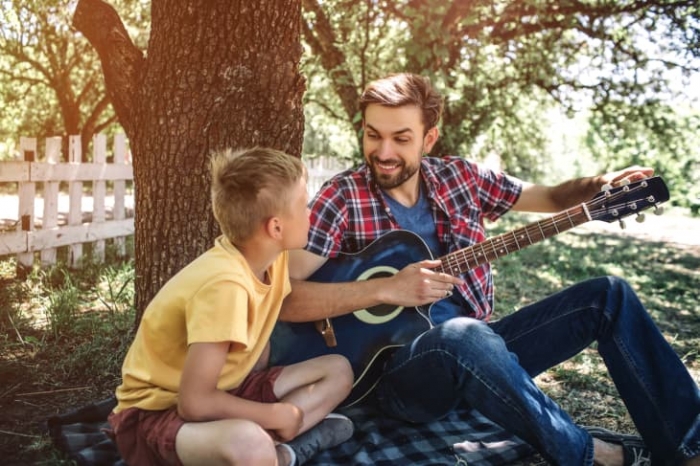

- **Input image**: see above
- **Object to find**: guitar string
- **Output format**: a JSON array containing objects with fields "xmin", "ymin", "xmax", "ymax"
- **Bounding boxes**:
[{"xmin": 438, "ymin": 182, "xmax": 652, "ymax": 274}]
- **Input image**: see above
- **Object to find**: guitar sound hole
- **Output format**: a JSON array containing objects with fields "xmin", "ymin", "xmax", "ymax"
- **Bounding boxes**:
[
  {"xmin": 365, "ymin": 303, "xmax": 397, "ymax": 317},
  {"xmin": 363, "ymin": 270, "xmax": 396, "ymax": 317}
]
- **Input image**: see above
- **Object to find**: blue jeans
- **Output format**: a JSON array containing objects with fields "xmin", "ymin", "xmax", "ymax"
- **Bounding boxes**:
[{"xmin": 374, "ymin": 276, "xmax": 700, "ymax": 465}]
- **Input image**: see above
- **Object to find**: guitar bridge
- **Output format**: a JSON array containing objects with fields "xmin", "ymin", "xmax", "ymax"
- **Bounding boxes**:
[{"xmin": 315, "ymin": 318, "xmax": 337, "ymax": 348}]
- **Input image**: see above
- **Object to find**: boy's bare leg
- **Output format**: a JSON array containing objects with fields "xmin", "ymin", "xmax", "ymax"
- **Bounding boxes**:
[
  {"xmin": 273, "ymin": 354, "xmax": 353, "ymax": 434},
  {"xmin": 176, "ymin": 418, "xmax": 278, "ymax": 465}
]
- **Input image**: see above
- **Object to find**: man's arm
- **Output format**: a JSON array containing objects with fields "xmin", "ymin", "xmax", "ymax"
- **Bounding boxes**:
[
  {"xmin": 513, "ymin": 165, "xmax": 655, "ymax": 213},
  {"xmin": 280, "ymin": 249, "xmax": 463, "ymax": 322}
]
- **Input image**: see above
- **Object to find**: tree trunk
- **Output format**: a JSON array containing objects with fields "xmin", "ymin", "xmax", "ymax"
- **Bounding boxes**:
[{"xmin": 74, "ymin": 0, "xmax": 305, "ymax": 321}]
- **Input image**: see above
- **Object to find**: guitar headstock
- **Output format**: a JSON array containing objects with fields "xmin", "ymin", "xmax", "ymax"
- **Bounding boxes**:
[{"xmin": 588, "ymin": 176, "xmax": 669, "ymax": 225}]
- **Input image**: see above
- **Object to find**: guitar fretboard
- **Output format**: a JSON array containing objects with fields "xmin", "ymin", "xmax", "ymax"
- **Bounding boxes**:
[{"xmin": 437, "ymin": 204, "xmax": 591, "ymax": 275}]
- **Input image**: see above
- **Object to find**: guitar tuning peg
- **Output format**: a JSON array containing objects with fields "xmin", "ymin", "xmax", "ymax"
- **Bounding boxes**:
[
  {"xmin": 618, "ymin": 219, "xmax": 627, "ymax": 230},
  {"xmin": 635, "ymin": 212, "xmax": 646, "ymax": 223},
  {"xmin": 654, "ymin": 205, "xmax": 664, "ymax": 216},
  {"xmin": 620, "ymin": 178, "xmax": 630, "ymax": 186},
  {"xmin": 602, "ymin": 183, "xmax": 613, "ymax": 195}
]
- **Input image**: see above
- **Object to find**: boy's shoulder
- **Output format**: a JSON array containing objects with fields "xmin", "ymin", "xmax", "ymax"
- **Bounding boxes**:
[{"xmin": 160, "ymin": 240, "xmax": 246, "ymax": 289}]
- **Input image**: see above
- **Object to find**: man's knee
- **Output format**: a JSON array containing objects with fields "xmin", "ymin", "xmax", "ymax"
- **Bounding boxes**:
[
  {"xmin": 584, "ymin": 275, "xmax": 633, "ymax": 297},
  {"xmin": 437, "ymin": 317, "xmax": 508, "ymax": 355}
]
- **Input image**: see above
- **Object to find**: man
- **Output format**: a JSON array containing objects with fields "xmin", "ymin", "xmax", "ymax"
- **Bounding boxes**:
[{"xmin": 280, "ymin": 73, "xmax": 700, "ymax": 465}]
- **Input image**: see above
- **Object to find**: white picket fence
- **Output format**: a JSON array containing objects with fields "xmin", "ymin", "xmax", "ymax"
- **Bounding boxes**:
[
  {"xmin": 305, "ymin": 154, "xmax": 352, "ymax": 195},
  {"xmin": 0, "ymin": 134, "xmax": 351, "ymax": 271},
  {"xmin": 0, "ymin": 133, "xmax": 133, "ymax": 269}
]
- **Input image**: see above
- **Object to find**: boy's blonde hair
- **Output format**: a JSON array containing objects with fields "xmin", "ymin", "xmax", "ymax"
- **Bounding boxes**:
[{"xmin": 210, "ymin": 147, "xmax": 305, "ymax": 243}]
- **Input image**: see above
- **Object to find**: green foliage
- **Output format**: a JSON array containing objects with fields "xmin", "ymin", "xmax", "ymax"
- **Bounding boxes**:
[
  {"xmin": 301, "ymin": 0, "xmax": 700, "ymax": 185},
  {"xmin": 43, "ymin": 270, "xmax": 80, "ymax": 340},
  {"xmin": 0, "ymin": 0, "xmax": 149, "ymax": 158},
  {"xmin": 586, "ymin": 99, "xmax": 700, "ymax": 208},
  {"xmin": 301, "ymin": 0, "xmax": 408, "ymax": 164},
  {"xmin": 0, "ymin": 256, "xmax": 135, "ymax": 423},
  {"xmin": 0, "ymin": 259, "xmax": 32, "ymax": 339},
  {"xmin": 96, "ymin": 263, "xmax": 135, "ymax": 317}
]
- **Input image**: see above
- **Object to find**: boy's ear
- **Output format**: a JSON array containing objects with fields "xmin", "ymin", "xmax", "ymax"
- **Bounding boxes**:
[{"xmin": 265, "ymin": 217, "xmax": 283, "ymax": 239}]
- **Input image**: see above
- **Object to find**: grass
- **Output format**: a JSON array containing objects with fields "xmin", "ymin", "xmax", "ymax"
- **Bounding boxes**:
[
  {"xmin": 488, "ymin": 212, "xmax": 700, "ymax": 464},
  {"xmin": 0, "ymin": 213, "xmax": 698, "ymax": 465},
  {"xmin": 0, "ymin": 246, "xmax": 135, "ymax": 465}
]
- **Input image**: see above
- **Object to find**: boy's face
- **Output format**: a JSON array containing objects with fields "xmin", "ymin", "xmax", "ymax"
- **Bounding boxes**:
[
  {"xmin": 362, "ymin": 104, "xmax": 438, "ymax": 191},
  {"xmin": 280, "ymin": 176, "xmax": 310, "ymax": 250}
]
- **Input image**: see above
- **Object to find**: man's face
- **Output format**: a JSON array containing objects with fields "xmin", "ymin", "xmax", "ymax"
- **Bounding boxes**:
[{"xmin": 362, "ymin": 104, "xmax": 436, "ymax": 190}]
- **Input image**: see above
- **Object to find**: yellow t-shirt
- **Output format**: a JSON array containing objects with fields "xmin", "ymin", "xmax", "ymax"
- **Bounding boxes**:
[{"xmin": 113, "ymin": 236, "xmax": 290, "ymax": 413}]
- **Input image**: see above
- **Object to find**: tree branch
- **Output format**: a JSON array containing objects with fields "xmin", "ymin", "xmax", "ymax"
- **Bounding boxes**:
[
  {"xmin": 72, "ymin": 0, "xmax": 145, "ymax": 137},
  {"xmin": 81, "ymin": 94, "xmax": 113, "ymax": 137},
  {"xmin": 92, "ymin": 114, "xmax": 119, "ymax": 135},
  {"xmin": 302, "ymin": 0, "xmax": 361, "ymax": 135}
]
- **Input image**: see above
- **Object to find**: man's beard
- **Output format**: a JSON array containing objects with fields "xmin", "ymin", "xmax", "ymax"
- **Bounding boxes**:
[{"xmin": 368, "ymin": 155, "xmax": 420, "ymax": 190}]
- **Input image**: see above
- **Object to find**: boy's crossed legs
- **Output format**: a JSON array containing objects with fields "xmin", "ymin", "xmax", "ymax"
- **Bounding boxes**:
[
  {"xmin": 112, "ymin": 354, "xmax": 353, "ymax": 466},
  {"xmin": 177, "ymin": 353, "xmax": 353, "ymax": 466}
]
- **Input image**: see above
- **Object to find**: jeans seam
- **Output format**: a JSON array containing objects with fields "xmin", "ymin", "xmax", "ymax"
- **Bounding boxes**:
[
  {"xmin": 609, "ymin": 311, "xmax": 678, "ymax": 454},
  {"xmin": 499, "ymin": 305, "xmax": 595, "ymax": 347}
]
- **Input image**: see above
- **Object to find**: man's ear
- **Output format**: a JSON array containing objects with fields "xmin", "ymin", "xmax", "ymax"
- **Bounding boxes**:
[{"xmin": 423, "ymin": 126, "xmax": 440, "ymax": 153}]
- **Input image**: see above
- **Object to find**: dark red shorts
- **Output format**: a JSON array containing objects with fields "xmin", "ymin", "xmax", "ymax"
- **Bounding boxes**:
[{"xmin": 108, "ymin": 366, "xmax": 284, "ymax": 466}]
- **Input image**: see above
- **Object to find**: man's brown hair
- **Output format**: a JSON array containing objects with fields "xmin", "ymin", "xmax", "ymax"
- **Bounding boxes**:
[{"xmin": 359, "ymin": 73, "xmax": 444, "ymax": 132}]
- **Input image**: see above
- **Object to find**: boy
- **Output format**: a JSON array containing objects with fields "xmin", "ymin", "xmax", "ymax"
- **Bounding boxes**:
[{"xmin": 109, "ymin": 147, "xmax": 354, "ymax": 465}]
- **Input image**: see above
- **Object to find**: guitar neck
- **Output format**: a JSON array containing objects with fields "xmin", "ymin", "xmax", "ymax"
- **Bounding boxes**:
[{"xmin": 437, "ymin": 203, "xmax": 591, "ymax": 275}]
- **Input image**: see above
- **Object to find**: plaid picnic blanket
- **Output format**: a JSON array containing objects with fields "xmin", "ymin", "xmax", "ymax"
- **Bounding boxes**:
[{"xmin": 46, "ymin": 397, "xmax": 535, "ymax": 465}]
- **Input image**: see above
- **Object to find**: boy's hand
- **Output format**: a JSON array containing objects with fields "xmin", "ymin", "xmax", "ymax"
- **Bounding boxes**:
[{"xmin": 270, "ymin": 401, "xmax": 304, "ymax": 442}]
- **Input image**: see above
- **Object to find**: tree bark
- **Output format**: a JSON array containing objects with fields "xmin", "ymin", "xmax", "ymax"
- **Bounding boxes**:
[
  {"xmin": 73, "ymin": 0, "xmax": 305, "ymax": 321},
  {"xmin": 73, "ymin": 0, "xmax": 145, "ymax": 139}
]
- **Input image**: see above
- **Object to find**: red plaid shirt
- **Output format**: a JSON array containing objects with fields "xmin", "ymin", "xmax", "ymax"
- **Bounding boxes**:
[{"xmin": 305, "ymin": 156, "xmax": 522, "ymax": 320}]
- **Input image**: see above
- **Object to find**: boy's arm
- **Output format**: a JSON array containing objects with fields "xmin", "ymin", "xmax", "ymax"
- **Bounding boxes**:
[{"xmin": 178, "ymin": 341, "xmax": 303, "ymax": 438}]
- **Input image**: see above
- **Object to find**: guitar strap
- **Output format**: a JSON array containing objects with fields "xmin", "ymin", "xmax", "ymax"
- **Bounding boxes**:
[{"xmin": 314, "ymin": 318, "xmax": 337, "ymax": 347}]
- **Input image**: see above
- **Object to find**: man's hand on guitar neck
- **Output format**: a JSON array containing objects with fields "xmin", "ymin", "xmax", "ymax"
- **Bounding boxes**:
[
  {"xmin": 514, "ymin": 165, "xmax": 655, "ymax": 213},
  {"xmin": 596, "ymin": 165, "xmax": 655, "ymax": 190},
  {"xmin": 385, "ymin": 259, "xmax": 465, "ymax": 306}
]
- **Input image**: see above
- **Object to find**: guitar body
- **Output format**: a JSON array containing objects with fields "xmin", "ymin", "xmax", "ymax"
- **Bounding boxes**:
[{"xmin": 269, "ymin": 230, "xmax": 434, "ymax": 407}]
